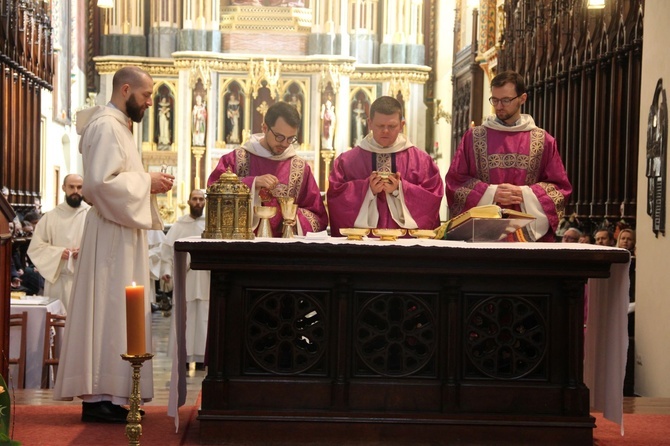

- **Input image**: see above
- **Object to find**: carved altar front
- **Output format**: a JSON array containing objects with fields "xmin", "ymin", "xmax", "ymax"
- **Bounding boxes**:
[{"xmin": 172, "ymin": 238, "xmax": 629, "ymax": 445}]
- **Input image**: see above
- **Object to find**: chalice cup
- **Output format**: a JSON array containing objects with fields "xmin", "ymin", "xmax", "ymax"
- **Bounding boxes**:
[
  {"xmin": 278, "ymin": 197, "xmax": 298, "ymax": 238},
  {"xmin": 254, "ymin": 205, "xmax": 277, "ymax": 238}
]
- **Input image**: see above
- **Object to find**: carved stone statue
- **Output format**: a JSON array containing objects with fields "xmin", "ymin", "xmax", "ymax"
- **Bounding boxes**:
[
  {"xmin": 227, "ymin": 94, "xmax": 241, "ymax": 144},
  {"xmin": 320, "ymin": 98, "xmax": 336, "ymax": 149},
  {"xmin": 192, "ymin": 94, "xmax": 207, "ymax": 147},
  {"xmin": 157, "ymin": 96, "xmax": 171, "ymax": 148}
]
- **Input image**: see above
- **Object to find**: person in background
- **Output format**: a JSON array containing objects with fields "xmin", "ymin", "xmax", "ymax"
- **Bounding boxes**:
[
  {"xmin": 27, "ymin": 174, "xmax": 90, "ymax": 309},
  {"xmin": 207, "ymin": 101, "xmax": 327, "ymax": 237},
  {"xmin": 594, "ymin": 228, "xmax": 615, "ymax": 246},
  {"xmin": 161, "ymin": 189, "xmax": 209, "ymax": 371},
  {"xmin": 445, "ymin": 70, "xmax": 572, "ymax": 242},
  {"xmin": 578, "ymin": 233, "xmax": 593, "ymax": 244},
  {"xmin": 561, "ymin": 227, "xmax": 582, "ymax": 243},
  {"xmin": 617, "ymin": 228, "xmax": 636, "ymax": 254},
  {"xmin": 327, "ymin": 96, "xmax": 443, "ymax": 236},
  {"xmin": 53, "ymin": 66, "xmax": 174, "ymax": 423}
]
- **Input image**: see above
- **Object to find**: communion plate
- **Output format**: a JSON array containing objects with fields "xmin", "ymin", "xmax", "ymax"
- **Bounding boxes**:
[
  {"xmin": 371, "ymin": 228, "xmax": 406, "ymax": 241},
  {"xmin": 409, "ymin": 229, "xmax": 437, "ymax": 239},
  {"xmin": 339, "ymin": 228, "xmax": 370, "ymax": 241}
]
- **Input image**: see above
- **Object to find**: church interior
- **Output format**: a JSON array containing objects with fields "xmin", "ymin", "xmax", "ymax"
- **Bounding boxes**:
[{"xmin": 2, "ymin": 0, "xmax": 670, "ymax": 443}]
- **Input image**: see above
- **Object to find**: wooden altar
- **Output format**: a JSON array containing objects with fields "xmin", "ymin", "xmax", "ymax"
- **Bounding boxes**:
[{"xmin": 172, "ymin": 238, "xmax": 630, "ymax": 445}]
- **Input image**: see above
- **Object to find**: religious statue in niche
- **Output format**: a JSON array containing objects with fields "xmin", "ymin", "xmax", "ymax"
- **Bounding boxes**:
[
  {"xmin": 192, "ymin": 93, "xmax": 207, "ymax": 147},
  {"xmin": 320, "ymin": 97, "xmax": 336, "ymax": 150},
  {"xmin": 227, "ymin": 93, "xmax": 241, "ymax": 144},
  {"xmin": 157, "ymin": 96, "xmax": 172, "ymax": 149},
  {"xmin": 288, "ymin": 93, "xmax": 302, "ymax": 116},
  {"xmin": 646, "ymin": 78, "xmax": 667, "ymax": 237},
  {"xmin": 351, "ymin": 99, "xmax": 368, "ymax": 146}
]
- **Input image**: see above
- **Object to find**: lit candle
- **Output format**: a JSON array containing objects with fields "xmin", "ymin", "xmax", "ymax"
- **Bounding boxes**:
[{"xmin": 125, "ymin": 282, "xmax": 146, "ymax": 355}]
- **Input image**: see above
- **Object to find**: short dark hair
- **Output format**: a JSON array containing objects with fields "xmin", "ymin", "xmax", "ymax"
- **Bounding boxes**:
[
  {"xmin": 491, "ymin": 70, "xmax": 527, "ymax": 96},
  {"xmin": 23, "ymin": 210, "xmax": 41, "ymax": 224},
  {"xmin": 112, "ymin": 66, "xmax": 152, "ymax": 92},
  {"xmin": 265, "ymin": 102, "xmax": 301, "ymax": 129},
  {"xmin": 369, "ymin": 96, "xmax": 403, "ymax": 121}
]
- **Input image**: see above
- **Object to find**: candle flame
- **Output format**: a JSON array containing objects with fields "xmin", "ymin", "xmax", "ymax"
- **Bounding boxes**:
[{"xmin": 132, "ymin": 281, "xmax": 136, "ymax": 286}]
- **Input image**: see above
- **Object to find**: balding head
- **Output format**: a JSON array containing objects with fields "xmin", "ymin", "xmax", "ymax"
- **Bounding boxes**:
[{"xmin": 110, "ymin": 66, "xmax": 154, "ymax": 123}]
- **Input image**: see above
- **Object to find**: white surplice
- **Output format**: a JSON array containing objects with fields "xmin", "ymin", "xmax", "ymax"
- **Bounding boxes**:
[
  {"xmin": 148, "ymin": 229, "xmax": 166, "ymax": 303},
  {"xmin": 27, "ymin": 201, "xmax": 90, "ymax": 310},
  {"xmin": 53, "ymin": 105, "xmax": 162, "ymax": 404},
  {"xmin": 161, "ymin": 214, "xmax": 210, "ymax": 363}
]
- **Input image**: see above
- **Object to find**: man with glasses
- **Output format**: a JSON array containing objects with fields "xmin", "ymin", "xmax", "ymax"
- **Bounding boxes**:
[
  {"xmin": 445, "ymin": 70, "xmax": 572, "ymax": 242},
  {"xmin": 327, "ymin": 96, "xmax": 443, "ymax": 236},
  {"xmin": 207, "ymin": 101, "xmax": 328, "ymax": 237}
]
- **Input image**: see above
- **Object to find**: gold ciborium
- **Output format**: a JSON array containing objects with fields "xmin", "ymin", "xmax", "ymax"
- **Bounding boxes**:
[
  {"xmin": 254, "ymin": 205, "xmax": 277, "ymax": 238},
  {"xmin": 371, "ymin": 228, "xmax": 406, "ymax": 241},
  {"xmin": 277, "ymin": 197, "xmax": 298, "ymax": 238}
]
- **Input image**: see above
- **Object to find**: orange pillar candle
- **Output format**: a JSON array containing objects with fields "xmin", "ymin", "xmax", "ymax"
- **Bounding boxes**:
[{"xmin": 125, "ymin": 283, "xmax": 146, "ymax": 355}]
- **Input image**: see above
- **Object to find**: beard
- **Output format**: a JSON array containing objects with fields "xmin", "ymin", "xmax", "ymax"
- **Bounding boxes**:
[
  {"xmin": 126, "ymin": 95, "xmax": 146, "ymax": 123},
  {"xmin": 190, "ymin": 205, "xmax": 204, "ymax": 218},
  {"xmin": 66, "ymin": 194, "xmax": 83, "ymax": 208}
]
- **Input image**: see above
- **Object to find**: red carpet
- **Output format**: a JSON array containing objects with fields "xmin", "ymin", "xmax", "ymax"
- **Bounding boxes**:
[
  {"xmin": 7, "ymin": 406, "xmax": 669, "ymax": 445},
  {"xmin": 10, "ymin": 403, "xmax": 199, "ymax": 446},
  {"xmin": 593, "ymin": 412, "xmax": 670, "ymax": 445}
]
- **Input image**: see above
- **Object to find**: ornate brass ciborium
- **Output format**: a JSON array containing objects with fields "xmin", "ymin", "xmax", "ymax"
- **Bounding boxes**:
[
  {"xmin": 203, "ymin": 167, "xmax": 254, "ymax": 240},
  {"xmin": 277, "ymin": 197, "xmax": 298, "ymax": 238},
  {"xmin": 254, "ymin": 205, "xmax": 277, "ymax": 238}
]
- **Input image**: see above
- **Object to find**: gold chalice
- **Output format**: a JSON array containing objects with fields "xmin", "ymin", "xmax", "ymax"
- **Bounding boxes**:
[
  {"xmin": 254, "ymin": 205, "xmax": 277, "ymax": 238},
  {"xmin": 408, "ymin": 229, "xmax": 438, "ymax": 239},
  {"xmin": 339, "ymin": 228, "xmax": 370, "ymax": 241},
  {"xmin": 277, "ymin": 197, "xmax": 298, "ymax": 238},
  {"xmin": 371, "ymin": 228, "xmax": 406, "ymax": 241}
]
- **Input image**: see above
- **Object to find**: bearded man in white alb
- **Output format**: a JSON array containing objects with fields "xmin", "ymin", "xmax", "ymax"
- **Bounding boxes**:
[
  {"xmin": 53, "ymin": 66, "xmax": 175, "ymax": 423},
  {"xmin": 161, "ymin": 189, "xmax": 210, "ymax": 370},
  {"xmin": 27, "ymin": 174, "xmax": 90, "ymax": 309}
]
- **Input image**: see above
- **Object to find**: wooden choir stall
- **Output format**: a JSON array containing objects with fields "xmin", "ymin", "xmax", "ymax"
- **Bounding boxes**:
[{"xmin": 169, "ymin": 237, "xmax": 630, "ymax": 445}]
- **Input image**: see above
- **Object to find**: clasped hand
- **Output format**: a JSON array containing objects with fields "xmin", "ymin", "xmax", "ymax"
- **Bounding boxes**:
[
  {"xmin": 494, "ymin": 183, "xmax": 523, "ymax": 206},
  {"xmin": 150, "ymin": 171, "xmax": 175, "ymax": 194},
  {"xmin": 369, "ymin": 171, "xmax": 401, "ymax": 196}
]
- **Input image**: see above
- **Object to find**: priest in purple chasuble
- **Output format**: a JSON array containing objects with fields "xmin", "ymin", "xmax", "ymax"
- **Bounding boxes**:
[
  {"xmin": 327, "ymin": 96, "xmax": 443, "ymax": 237},
  {"xmin": 445, "ymin": 71, "xmax": 572, "ymax": 242},
  {"xmin": 207, "ymin": 102, "xmax": 328, "ymax": 237}
]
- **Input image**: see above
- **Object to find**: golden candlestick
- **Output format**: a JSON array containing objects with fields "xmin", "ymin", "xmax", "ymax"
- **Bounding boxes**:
[
  {"xmin": 321, "ymin": 150, "xmax": 335, "ymax": 192},
  {"xmin": 121, "ymin": 353, "xmax": 154, "ymax": 446}
]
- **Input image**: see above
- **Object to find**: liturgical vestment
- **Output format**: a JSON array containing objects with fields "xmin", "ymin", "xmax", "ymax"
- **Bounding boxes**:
[
  {"xmin": 161, "ymin": 214, "xmax": 210, "ymax": 363},
  {"xmin": 27, "ymin": 200, "xmax": 90, "ymax": 310},
  {"xmin": 208, "ymin": 134, "xmax": 328, "ymax": 237},
  {"xmin": 54, "ymin": 105, "xmax": 162, "ymax": 404},
  {"xmin": 327, "ymin": 133, "xmax": 444, "ymax": 237},
  {"xmin": 445, "ymin": 115, "xmax": 572, "ymax": 242}
]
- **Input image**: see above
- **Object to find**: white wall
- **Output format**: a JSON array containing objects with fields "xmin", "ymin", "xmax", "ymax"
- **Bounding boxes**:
[{"xmin": 634, "ymin": 0, "xmax": 670, "ymax": 397}]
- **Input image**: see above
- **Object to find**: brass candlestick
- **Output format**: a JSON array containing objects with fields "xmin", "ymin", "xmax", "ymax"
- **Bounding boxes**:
[{"xmin": 121, "ymin": 353, "xmax": 154, "ymax": 446}]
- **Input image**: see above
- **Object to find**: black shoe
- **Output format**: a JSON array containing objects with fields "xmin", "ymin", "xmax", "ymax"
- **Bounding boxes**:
[
  {"xmin": 81, "ymin": 401, "xmax": 127, "ymax": 424},
  {"xmin": 151, "ymin": 302, "xmax": 160, "ymax": 313},
  {"xmin": 195, "ymin": 362, "xmax": 206, "ymax": 371},
  {"xmin": 112, "ymin": 404, "xmax": 145, "ymax": 418}
]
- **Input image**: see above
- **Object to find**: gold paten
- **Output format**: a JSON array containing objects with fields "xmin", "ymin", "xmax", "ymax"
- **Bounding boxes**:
[{"xmin": 203, "ymin": 167, "xmax": 254, "ymax": 240}]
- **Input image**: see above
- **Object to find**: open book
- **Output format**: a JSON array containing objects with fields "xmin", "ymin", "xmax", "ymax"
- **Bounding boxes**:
[{"xmin": 436, "ymin": 205, "xmax": 536, "ymax": 242}]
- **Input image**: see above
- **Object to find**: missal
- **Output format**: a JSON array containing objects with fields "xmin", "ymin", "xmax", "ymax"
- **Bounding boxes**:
[{"xmin": 436, "ymin": 205, "xmax": 536, "ymax": 242}]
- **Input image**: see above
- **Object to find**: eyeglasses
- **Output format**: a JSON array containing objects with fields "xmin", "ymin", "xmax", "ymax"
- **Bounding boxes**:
[
  {"xmin": 267, "ymin": 126, "xmax": 298, "ymax": 144},
  {"xmin": 489, "ymin": 95, "xmax": 520, "ymax": 106}
]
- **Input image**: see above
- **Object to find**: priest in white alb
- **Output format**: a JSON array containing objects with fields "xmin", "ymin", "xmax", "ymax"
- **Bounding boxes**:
[
  {"xmin": 27, "ymin": 174, "xmax": 90, "ymax": 310},
  {"xmin": 161, "ymin": 189, "xmax": 210, "ymax": 369}
]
